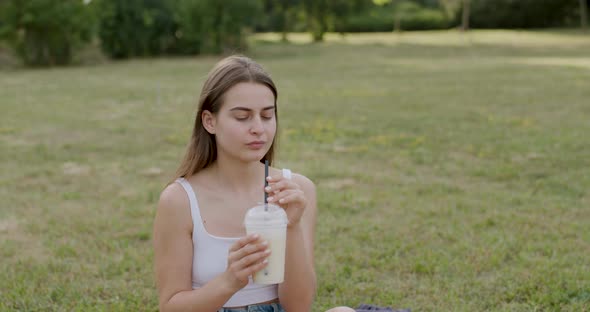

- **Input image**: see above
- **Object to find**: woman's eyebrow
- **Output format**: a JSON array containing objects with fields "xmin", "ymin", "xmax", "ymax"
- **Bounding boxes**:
[{"xmin": 229, "ymin": 106, "xmax": 275, "ymax": 112}]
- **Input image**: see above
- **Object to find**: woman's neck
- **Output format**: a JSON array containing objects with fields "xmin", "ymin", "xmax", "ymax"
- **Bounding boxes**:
[{"xmin": 208, "ymin": 156, "xmax": 266, "ymax": 195}]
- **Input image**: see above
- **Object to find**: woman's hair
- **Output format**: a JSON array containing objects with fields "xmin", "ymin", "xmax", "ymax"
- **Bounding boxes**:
[{"xmin": 172, "ymin": 55, "xmax": 279, "ymax": 181}]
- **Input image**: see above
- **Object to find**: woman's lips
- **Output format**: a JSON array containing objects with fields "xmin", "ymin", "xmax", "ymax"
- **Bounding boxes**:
[{"xmin": 246, "ymin": 142, "xmax": 265, "ymax": 149}]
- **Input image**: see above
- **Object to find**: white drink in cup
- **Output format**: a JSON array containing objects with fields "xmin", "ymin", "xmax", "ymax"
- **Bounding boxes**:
[{"xmin": 244, "ymin": 203, "xmax": 288, "ymax": 284}]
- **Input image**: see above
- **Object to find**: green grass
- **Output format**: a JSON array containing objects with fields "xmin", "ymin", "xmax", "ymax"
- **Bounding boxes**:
[{"xmin": 1, "ymin": 30, "xmax": 589, "ymax": 311}]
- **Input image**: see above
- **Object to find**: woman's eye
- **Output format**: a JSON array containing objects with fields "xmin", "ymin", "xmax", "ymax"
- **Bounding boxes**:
[
  {"xmin": 262, "ymin": 115, "xmax": 273, "ymax": 120},
  {"xmin": 235, "ymin": 116, "xmax": 249, "ymax": 121}
]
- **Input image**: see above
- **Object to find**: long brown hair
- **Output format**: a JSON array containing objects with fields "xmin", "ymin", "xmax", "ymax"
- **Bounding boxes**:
[{"xmin": 172, "ymin": 55, "xmax": 279, "ymax": 181}]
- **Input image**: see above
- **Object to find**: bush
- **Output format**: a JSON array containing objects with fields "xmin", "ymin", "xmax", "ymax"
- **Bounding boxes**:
[
  {"xmin": 97, "ymin": 0, "xmax": 177, "ymax": 59},
  {"xmin": 0, "ymin": 0, "xmax": 94, "ymax": 66},
  {"xmin": 467, "ymin": 0, "xmax": 579, "ymax": 29},
  {"xmin": 173, "ymin": 0, "xmax": 262, "ymax": 54},
  {"xmin": 96, "ymin": 0, "xmax": 262, "ymax": 57},
  {"xmin": 401, "ymin": 8, "xmax": 449, "ymax": 30},
  {"xmin": 335, "ymin": 6, "xmax": 450, "ymax": 32},
  {"xmin": 335, "ymin": 9, "xmax": 394, "ymax": 32}
]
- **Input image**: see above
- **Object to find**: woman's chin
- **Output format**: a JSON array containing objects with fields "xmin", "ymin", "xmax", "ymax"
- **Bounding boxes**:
[{"xmin": 237, "ymin": 150, "xmax": 267, "ymax": 163}]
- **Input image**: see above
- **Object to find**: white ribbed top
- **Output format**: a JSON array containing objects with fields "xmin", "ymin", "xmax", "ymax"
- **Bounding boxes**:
[{"xmin": 175, "ymin": 178, "xmax": 278, "ymax": 307}]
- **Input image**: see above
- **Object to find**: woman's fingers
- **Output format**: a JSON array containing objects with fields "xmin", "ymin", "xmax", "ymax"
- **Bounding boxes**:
[
  {"xmin": 279, "ymin": 191, "xmax": 306, "ymax": 205},
  {"xmin": 267, "ymin": 189, "xmax": 302, "ymax": 204},
  {"xmin": 266, "ymin": 174, "xmax": 297, "ymax": 190},
  {"xmin": 266, "ymin": 179, "xmax": 297, "ymax": 193},
  {"xmin": 236, "ymin": 248, "xmax": 271, "ymax": 270},
  {"xmin": 225, "ymin": 235, "xmax": 272, "ymax": 288},
  {"xmin": 229, "ymin": 234, "xmax": 259, "ymax": 253},
  {"xmin": 246, "ymin": 257, "xmax": 270, "ymax": 276},
  {"xmin": 228, "ymin": 248, "xmax": 270, "ymax": 282},
  {"xmin": 229, "ymin": 239, "xmax": 268, "ymax": 263}
]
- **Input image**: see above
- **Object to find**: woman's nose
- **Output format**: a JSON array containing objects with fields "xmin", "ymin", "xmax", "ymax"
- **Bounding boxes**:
[{"xmin": 250, "ymin": 116, "xmax": 264, "ymax": 134}]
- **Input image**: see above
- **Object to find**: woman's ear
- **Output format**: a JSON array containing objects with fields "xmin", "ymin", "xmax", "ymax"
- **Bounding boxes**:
[{"xmin": 202, "ymin": 110, "xmax": 216, "ymax": 134}]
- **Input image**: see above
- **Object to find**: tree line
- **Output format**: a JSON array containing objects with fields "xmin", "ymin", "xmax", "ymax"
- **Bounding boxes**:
[{"xmin": 0, "ymin": 0, "xmax": 587, "ymax": 67}]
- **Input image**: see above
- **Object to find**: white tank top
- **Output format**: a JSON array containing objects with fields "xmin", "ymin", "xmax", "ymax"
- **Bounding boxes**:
[{"xmin": 175, "ymin": 178, "xmax": 278, "ymax": 307}]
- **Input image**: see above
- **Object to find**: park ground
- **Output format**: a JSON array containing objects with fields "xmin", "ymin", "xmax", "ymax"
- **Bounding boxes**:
[{"xmin": 1, "ymin": 30, "xmax": 589, "ymax": 311}]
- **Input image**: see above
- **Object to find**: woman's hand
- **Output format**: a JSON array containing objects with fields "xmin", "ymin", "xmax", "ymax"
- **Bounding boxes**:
[
  {"xmin": 265, "ymin": 174, "xmax": 307, "ymax": 227},
  {"xmin": 223, "ymin": 234, "xmax": 270, "ymax": 291}
]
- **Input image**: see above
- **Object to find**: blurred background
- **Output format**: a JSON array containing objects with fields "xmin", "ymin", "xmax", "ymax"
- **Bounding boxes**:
[
  {"xmin": 0, "ymin": 0, "xmax": 588, "ymax": 66},
  {"xmin": 1, "ymin": 1, "xmax": 589, "ymax": 311}
]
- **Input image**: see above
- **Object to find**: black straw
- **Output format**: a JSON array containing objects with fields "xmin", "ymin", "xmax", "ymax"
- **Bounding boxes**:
[{"xmin": 264, "ymin": 160, "xmax": 269, "ymax": 209}]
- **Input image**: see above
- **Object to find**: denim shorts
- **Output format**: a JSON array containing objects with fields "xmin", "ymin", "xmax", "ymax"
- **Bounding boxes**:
[{"xmin": 218, "ymin": 303, "xmax": 285, "ymax": 312}]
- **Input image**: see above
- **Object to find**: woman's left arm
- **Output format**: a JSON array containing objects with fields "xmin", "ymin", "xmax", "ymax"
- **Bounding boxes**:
[{"xmin": 266, "ymin": 173, "xmax": 317, "ymax": 312}]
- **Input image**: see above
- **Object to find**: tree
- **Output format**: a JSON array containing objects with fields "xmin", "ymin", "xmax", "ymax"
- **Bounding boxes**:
[
  {"xmin": 303, "ymin": 0, "xmax": 362, "ymax": 42},
  {"xmin": 303, "ymin": 0, "xmax": 329, "ymax": 41},
  {"xmin": 0, "ymin": 0, "xmax": 94, "ymax": 66},
  {"xmin": 373, "ymin": 0, "xmax": 402, "ymax": 31},
  {"xmin": 581, "ymin": 0, "xmax": 588, "ymax": 29},
  {"xmin": 173, "ymin": 0, "xmax": 262, "ymax": 54},
  {"xmin": 273, "ymin": 0, "xmax": 301, "ymax": 42},
  {"xmin": 461, "ymin": 0, "xmax": 470, "ymax": 31},
  {"xmin": 438, "ymin": 0, "xmax": 461, "ymax": 26},
  {"xmin": 96, "ymin": 0, "xmax": 261, "ymax": 57},
  {"xmin": 468, "ymin": 0, "xmax": 577, "ymax": 29},
  {"xmin": 330, "ymin": 0, "xmax": 368, "ymax": 34},
  {"xmin": 97, "ymin": 0, "xmax": 177, "ymax": 59},
  {"xmin": 373, "ymin": 0, "xmax": 425, "ymax": 32}
]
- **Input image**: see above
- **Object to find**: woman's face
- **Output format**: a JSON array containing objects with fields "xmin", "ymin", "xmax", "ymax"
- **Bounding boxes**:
[{"xmin": 207, "ymin": 82, "xmax": 277, "ymax": 163}]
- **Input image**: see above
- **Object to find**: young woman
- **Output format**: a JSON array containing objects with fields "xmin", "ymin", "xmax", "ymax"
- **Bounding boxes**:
[{"xmin": 153, "ymin": 55, "xmax": 355, "ymax": 312}]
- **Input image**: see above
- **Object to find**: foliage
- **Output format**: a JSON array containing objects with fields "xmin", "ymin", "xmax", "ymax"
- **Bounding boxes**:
[
  {"xmin": 2, "ymin": 0, "xmax": 587, "ymax": 63},
  {"xmin": 174, "ymin": 0, "xmax": 262, "ymax": 54},
  {"xmin": 0, "ymin": 0, "xmax": 94, "ymax": 66},
  {"xmin": 303, "ymin": 0, "xmax": 329, "ymax": 41},
  {"xmin": 400, "ymin": 6, "xmax": 449, "ymax": 29},
  {"xmin": 96, "ymin": 0, "xmax": 262, "ymax": 57},
  {"xmin": 96, "ymin": 0, "xmax": 177, "ymax": 59},
  {"xmin": 459, "ymin": 0, "xmax": 580, "ymax": 29},
  {"xmin": 303, "ymin": 0, "xmax": 372, "ymax": 41},
  {"xmin": 344, "ymin": 1, "xmax": 448, "ymax": 32},
  {"xmin": 437, "ymin": 0, "xmax": 462, "ymax": 21},
  {"xmin": 256, "ymin": 0, "xmax": 304, "ymax": 41}
]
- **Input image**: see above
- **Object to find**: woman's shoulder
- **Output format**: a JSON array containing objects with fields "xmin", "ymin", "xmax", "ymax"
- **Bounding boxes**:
[
  {"xmin": 160, "ymin": 181, "xmax": 186, "ymax": 203},
  {"xmin": 274, "ymin": 167, "xmax": 316, "ymax": 193},
  {"xmin": 292, "ymin": 172, "xmax": 315, "ymax": 190},
  {"xmin": 156, "ymin": 181, "xmax": 192, "ymax": 225}
]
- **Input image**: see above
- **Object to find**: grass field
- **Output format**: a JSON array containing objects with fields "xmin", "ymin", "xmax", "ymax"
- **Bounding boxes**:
[{"xmin": 1, "ymin": 30, "xmax": 589, "ymax": 311}]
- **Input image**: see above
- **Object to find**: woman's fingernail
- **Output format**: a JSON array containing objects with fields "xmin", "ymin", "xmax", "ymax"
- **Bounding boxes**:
[
  {"xmin": 265, "ymin": 186, "xmax": 271, "ymax": 191},
  {"xmin": 261, "ymin": 240, "xmax": 268, "ymax": 246},
  {"xmin": 266, "ymin": 176, "xmax": 272, "ymax": 181},
  {"xmin": 263, "ymin": 259, "xmax": 269, "ymax": 264},
  {"xmin": 267, "ymin": 197, "xmax": 274, "ymax": 201},
  {"xmin": 264, "ymin": 249, "xmax": 271, "ymax": 254},
  {"xmin": 279, "ymin": 199, "xmax": 285, "ymax": 203}
]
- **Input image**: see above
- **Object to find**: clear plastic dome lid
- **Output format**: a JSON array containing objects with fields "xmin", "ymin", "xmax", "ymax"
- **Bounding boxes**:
[{"xmin": 244, "ymin": 203, "xmax": 288, "ymax": 227}]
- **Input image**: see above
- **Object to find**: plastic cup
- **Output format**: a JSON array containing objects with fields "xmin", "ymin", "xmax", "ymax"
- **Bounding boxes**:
[{"xmin": 244, "ymin": 203, "xmax": 288, "ymax": 284}]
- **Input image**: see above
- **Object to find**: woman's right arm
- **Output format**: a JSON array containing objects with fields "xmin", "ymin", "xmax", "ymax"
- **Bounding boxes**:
[{"xmin": 153, "ymin": 184, "xmax": 270, "ymax": 312}]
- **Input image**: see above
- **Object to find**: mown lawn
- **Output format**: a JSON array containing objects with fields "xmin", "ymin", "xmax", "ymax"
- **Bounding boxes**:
[{"xmin": 1, "ymin": 30, "xmax": 589, "ymax": 311}]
